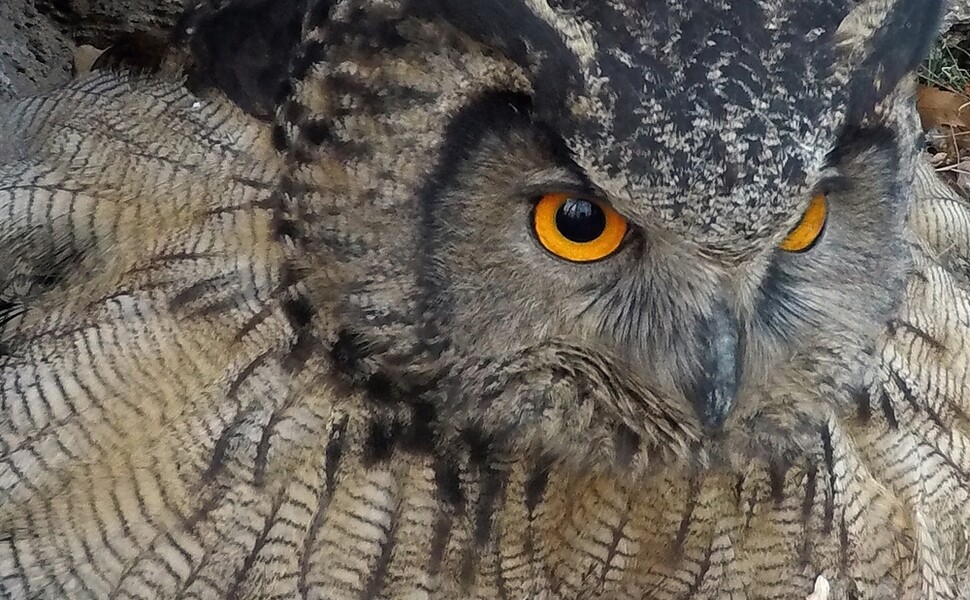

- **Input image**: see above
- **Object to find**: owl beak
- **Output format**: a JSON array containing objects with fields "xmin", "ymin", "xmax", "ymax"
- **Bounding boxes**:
[{"xmin": 685, "ymin": 302, "xmax": 742, "ymax": 431}]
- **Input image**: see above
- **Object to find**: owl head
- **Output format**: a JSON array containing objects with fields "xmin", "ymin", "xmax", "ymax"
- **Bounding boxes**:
[{"xmin": 235, "ymin": 0, "xmax": 945, "ymax": 470}]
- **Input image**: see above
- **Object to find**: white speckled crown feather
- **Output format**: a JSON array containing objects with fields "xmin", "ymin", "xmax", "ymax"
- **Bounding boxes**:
[{"xmin": 409, "ymin": 0, "xmax": 943, "ymax": 249}]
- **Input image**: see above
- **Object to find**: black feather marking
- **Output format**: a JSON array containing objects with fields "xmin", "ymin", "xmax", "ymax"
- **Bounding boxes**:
[
  {"xmin": 428, "ymin": 511, "xmax": 454, "ymax": 577},
  {"xmin": 889, "ymin": 370, "xmax": 922, "ymax": 415},
  {"xmin": 853, "ymin": 386, "xmax": 872, "ymax": 423},
  {"xmin": 325, "ymin": 415, "xmax": 349, "ymax": 493},
  {"xmin": 225, "ymin": 491, "xmax": 287, "ymax": 600},
  {"xmin": 401, "ymin": 401, "xmax": 437, "ymax": 454},
  {"xmin": 168, "ymin": 275, "xmax": 230, "ymax": 311},
  {"xmin": 674, "ymin": 470, "xmax": 702, "ymax": 554},
  {"xmin": 887, "ymin": 318, "xmax": 946, "ymax": 353},
  {"xmin": 363, "ymin": 420, "xmax": 403, "ymax": 465},
  {"xmin": 821, "ymin": 426, "xmax": 836, "ymax": 534},
  {"xmin": 359, "ymin": 507, "xmax": 400, "ymax": 600},
  {"xmin": 271, "ymin": 124, "xmax": 288, "ymax": 151},
  {"xmin": 301, "ymin": 119, "xmax": 333, "ymax": 147},
  {"xmin": 282, "ymin": 296, "xmax": 315, "ymax": 331},
  {"xmin": 330, "ymin": 328, "xmax": 374, "ymax": 375},
  {"xmin": 282, "ymin": 330, "xmax": 317, "ymax": 373},
  {"xmin": 233, "ymin": 305, "xmax": 275, "ymax": 343},
  {"xmin": 253, "ymin": 408, "xmax": 285, "ymax": 488},
  {"xmin": 613, "ymin": 424, "xmax": 641, "ymax": 469},
  {"xmin": 472, "ymin": 463, "xmax": 503, "ymax": 548},
  {"xmin": 434, "ymin": 460, "xmax": 464, "ymax": 511},
  {"xmin": 685, "ymin": 539, "xmax": 715, "ymax": 598},
  {"xmin": 463, "ymin": 428, "xmax": 493, "ymax": 466},
  {"xmin": 290, "ymin": 40, "xmax": 328, "ymax": 82},
  {"xmin": 271, "ymin": 216, "xmax": 301, "ymax": 241},
  {"xmin": 524, "ymin": 456, "xmax": 553, "ymax": 514},
  {"xmin": 768, "ymin": 459, "xmax": 788, "ymax": 505},
  {"xmin": 227, "ymin": 348, "xmax": 275, "ymax": 400},
  {"xmin": 879, "ymin": 388, "xmax": 899, "ymax": 429},
  {"xmin": 364, "ymin": 372, "xmax": 397, "ymax": 401},
  {"xmin": 799, "ymin": 462, "xmax": 818, "ymax": 565},
  {"xmin": 203, "ymin": 405, "xmax": 258, "ymax": 483},
  {"xmin": 460, "ymin": 457, "xmax": 506, "ymax": 591}
]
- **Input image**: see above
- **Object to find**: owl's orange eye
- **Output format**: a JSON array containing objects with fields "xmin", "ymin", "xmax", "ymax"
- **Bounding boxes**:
[
  {"xmin": 780, "ymin": 194, "xmax": 828, "ymax": 253},
  {"xmin": 533, "ymin": 193, "xmax": 628, "ymax": 262}
]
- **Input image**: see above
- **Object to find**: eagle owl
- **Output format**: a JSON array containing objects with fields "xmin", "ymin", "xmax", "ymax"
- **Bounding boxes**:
[{"xmin": 0, "ymin": 0, "xmax": 966, "ymax": 598}]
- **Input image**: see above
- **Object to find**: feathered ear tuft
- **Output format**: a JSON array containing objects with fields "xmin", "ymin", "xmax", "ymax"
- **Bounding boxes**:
[
  {"xmin": 407, "ymin": 0, "xmax": 585, "ymax": 108},
  {"xmin": 836, "ymin": 0, "xmax": 945, "ymax": 121}
]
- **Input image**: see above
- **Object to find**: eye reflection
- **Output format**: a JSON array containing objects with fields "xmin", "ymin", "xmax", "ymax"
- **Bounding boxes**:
[{"xmin": 556, "ymin": 199, "xmax": 607, "ymax": 243}]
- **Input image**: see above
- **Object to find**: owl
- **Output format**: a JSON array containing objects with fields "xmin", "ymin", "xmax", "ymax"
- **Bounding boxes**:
[{"xmin": 0, "ymin": 0, "xmax": 965, "ymax": 598}]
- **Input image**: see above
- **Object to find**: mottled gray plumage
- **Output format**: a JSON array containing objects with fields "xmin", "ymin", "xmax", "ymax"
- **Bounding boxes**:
[{"xmin": 0, "ymin": 0, "xmax": 966, "ymax": 598}]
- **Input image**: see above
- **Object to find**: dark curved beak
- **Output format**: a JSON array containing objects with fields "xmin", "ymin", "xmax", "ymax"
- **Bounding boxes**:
[{"xmin": 683, "ymin": 301, "xmax": 742, "ymax": 431}]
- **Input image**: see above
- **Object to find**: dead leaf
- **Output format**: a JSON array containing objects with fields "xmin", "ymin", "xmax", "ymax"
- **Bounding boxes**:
[
  {"xmin": 73, "ymin": 45, "xmax": 106, "ymax": 76},
  {"xmin": 917, "ymin": 85, "xmax": 970, "ymax": 130},
  {"xmin": 956, "ymin": 159, "xmax": 970, "ymax": 192}
]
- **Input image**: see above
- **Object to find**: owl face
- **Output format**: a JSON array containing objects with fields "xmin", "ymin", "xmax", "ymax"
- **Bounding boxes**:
[
  {"xmin": 285, "ymin": 0, "xmax": 942, "ymax": 466},
  {"xmin": 420, "ymin": 99, "xmax": 910, "ymax": 435}
]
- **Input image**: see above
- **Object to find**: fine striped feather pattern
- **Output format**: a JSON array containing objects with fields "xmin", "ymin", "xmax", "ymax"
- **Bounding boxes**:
[{"xmin": 0, "ymin": 60, "xmax": 968, "ymax": 600}]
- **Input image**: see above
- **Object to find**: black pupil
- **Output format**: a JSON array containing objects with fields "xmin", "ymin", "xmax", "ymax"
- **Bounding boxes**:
[{"xmin": 555, "ymin": 199, "xmax": 606, "ymax": 243}]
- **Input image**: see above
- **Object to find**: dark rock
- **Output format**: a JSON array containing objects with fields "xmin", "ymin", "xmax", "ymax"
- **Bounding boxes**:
[
  {"xmin": 0, "ymin": 0, "xmax": 75, "ymax": 100},
  {"xmin": 39, "ymin": 0, "xmax": 184, "ymax": 48},
  {"xmin": 0, "ymin": 0, "xmax": 183, "ymax": 100}
]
